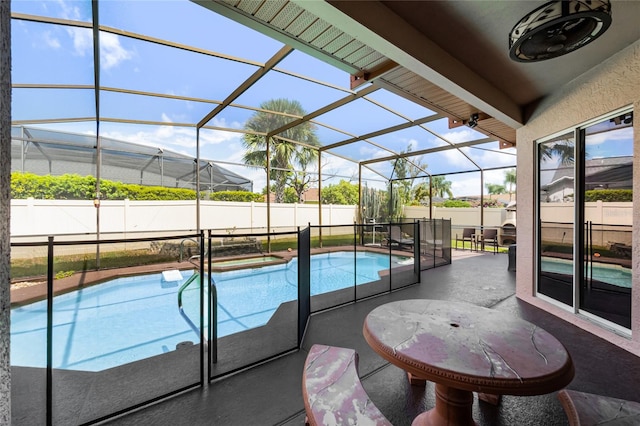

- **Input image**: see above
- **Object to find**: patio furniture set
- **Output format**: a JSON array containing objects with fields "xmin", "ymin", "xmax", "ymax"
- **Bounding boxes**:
[
  {"xmin": 303, "ymin": 298, "xmax": 640, "ymax": 426},
  {"xmin": 455, "ymin": 227, "xmax": 499, "ymax": 253},
  {"xmin": 383, "ymin": 225, "xmax": 444, "ymax": 254}
]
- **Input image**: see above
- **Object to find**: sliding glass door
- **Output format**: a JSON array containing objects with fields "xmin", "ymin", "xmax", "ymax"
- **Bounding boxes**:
[
  {"xmin": 538, "ymin": 132, "xmax": 575, "ymax": 306},
  {"xmin": 580, "ymin": 113, "xmax": 633, "ymax": 328},
  {"xmin": 537, "ymin": 110, "xmax": 633, "ymax": 330}
]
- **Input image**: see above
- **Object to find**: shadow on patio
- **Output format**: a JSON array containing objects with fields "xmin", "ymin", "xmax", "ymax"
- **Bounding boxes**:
[{"xmin": 97, "ymin": 251, "xmax": 639, "ymax": 425}]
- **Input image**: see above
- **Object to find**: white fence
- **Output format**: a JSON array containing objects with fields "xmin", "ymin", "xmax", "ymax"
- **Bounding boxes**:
[
  {"xmin": 540, "ymin": 201, "xmax": 633, "ymax": 226},
  {"xmin": 10, "ymin": 199, "xmax": 359, "ymax": 238},
  {"xmin": 403, "ymin": 206, "xmax": 509, "ymax": 229},
  {"xmin": 10, "ymin": 199, "xmax": 520, "ymax": 239}
]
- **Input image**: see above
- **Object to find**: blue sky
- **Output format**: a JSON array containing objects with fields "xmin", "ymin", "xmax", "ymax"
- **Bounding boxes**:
[{"xmin": 11, "ymin": 0, "xmax": 518, "ymax": 196}]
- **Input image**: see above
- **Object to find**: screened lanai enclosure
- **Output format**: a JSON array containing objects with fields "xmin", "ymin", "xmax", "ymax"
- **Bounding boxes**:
[
  {"xmin": 9, "ymin": 1, "xmax": 518, "ymax": 425},
  {"xmin": 11, "ymin": 125, "xmax": 253, "ymax": 192},
  {"xmin": 11, "ymin": 0, "xmax": 517, "ymax": 226}
]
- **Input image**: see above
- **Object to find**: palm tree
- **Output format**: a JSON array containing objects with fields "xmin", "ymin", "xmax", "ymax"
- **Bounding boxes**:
[
  {"xmin": 431, "ymin": 176, "xmax": 454, "ymax": 198},
  {"xmin": 242, "ymin": 99, "xmax": 320, "ymax": 203},
  {"xmin": 0, "ymin": 1, "xmax": 11, "ymax": 420},
  {"xmin": 486, "ymin": 183, "xmax": 506, "ymax": 195},
  {"xmin": 539, "ymin": 139, "xmax": 574, "ymax": 165},
  {"xmin": 503, "ymin": 168, "xmax": 516, "ymax": 201}
]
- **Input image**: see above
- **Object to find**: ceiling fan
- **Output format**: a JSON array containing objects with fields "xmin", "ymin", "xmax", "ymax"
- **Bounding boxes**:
[{"xmin": 509, "ymin": 0, "xmax": 612, "ymax": 62}]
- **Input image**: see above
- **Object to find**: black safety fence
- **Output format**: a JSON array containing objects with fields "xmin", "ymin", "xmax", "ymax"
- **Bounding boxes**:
[{"xmin": 10, "ymin": 220, "xmax": 450, "ymax": 424}]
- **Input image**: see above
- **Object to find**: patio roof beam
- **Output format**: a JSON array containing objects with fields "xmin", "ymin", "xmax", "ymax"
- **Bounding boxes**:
[
  {"xmin": 197, "ymin": 45, "xmax": 294, "ymax": 128},
  {"xmin": 416, "ymin": 124, "xmax": 488, "ymax": 171},
  {"xmin": 12, "ymin": 12, "xmax": 91, "ymax": 29},
  {"xmin": 350, "ymin": 59, "xmax": 399, "ymax": 89},
  {"xmin": 21, "ymin": 129, "xmax": 53, "ymax": 163},
  {"xmin": 361, "ymin": 138, "xmax": 493, "ymax": 165},
  {"xmin": 320, "ymin": 114, "xmax": 440, "ymax": 151},
  {"xmin": 194, "ymin": 0, "xmax": 361, "ymax": 75},
  {"xmin": 266, "ymin": 84, "xmax": 379, "ymax": 139},
  {"xmin": 12, "ymin": 13, "xmax": 267, "ymax": 69},
  {"xmin": 139, "ymin": 151, "xmax": 162, "ymax": 173}
]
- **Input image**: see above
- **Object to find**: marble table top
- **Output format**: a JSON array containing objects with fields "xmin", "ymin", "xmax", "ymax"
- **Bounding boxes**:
[{"xmin": 363, "ymin": 299, "xmax": 574, "ymax": 396}]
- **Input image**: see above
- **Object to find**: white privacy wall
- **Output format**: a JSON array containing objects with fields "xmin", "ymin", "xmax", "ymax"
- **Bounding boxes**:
[
  {"xmin": 11, "ymin": 199, "xmax": 521, "ymax": 237},
  {"xmin": 10, "ymin": 199, "xmax": 359, "ymax": 236}
]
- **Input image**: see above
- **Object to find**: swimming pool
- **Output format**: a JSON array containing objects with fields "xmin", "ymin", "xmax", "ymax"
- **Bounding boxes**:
[
  {"xmin": 541, "ymin": 257, "xmax": 631, "ymax": 288},
  {"xmin": 11, "ymin": 251, "xmax": 410, "ymax": 371}
]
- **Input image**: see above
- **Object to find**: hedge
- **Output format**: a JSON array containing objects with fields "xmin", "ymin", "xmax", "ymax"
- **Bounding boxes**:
[
  {"xmin": 11, "ymin": 172, "xmax": 260, "ymax": 202},
  {"xmin": 584, "ymin": 189, "xmax": 632, "ymax": 202}
]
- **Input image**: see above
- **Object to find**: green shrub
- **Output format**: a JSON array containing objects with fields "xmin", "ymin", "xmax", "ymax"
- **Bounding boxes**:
[
  {"xmin": 437, "ymin": 200, "xmax": 472, "ymax": 208},
  {"xmin": 209, "ymin": 191, "xmax": 264, "ymax": 202},
  {"xmin": 11, "ymin": 172, "xmax": 261, "ymax": 201},
  {"xmin": 584, "ymin": 189, "xmax": 632, "ymax": 202}
]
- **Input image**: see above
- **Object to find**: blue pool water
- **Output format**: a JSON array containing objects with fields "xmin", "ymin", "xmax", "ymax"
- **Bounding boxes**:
[
  {"xmin": 11, "ymin": 251, "xmax": 409, "ymax": 371},
  {"xmin": 541, "ymin": 257, "xmax": 631, "ymax": 288}
]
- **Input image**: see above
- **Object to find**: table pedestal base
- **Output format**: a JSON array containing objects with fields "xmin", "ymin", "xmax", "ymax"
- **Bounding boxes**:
[
  {"xmin": 407, "ymin": 372, "xmax": 427, "ymax": 386},
  {"xmin": 412, "ymin": 384, "xmax": 478, "ymax": 426}
]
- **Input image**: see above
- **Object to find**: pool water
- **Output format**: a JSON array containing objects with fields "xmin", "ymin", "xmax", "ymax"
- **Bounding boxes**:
[
  {"xmin": 212, "ymin": 255, "xmax": 282, "ymax": 267},
  {"xmin": 541, "ymin": 257, "xmax": 631, "ymax": 288},
  {"xmin": 11, "ymin": 251, "xmax": 409, "ymax": 371}
]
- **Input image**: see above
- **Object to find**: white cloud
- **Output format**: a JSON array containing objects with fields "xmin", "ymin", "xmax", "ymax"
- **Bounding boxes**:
[
  {"xmin": 586, "ymin": 126, "xmax": 633, "ymax": 145},
  {"xmin": 439, "ymin": 128, "xmax": 481, "ymax": 143},
  {"xmin": 56, "ymin": 0, "xmax": 83, "ymax": 21},
  {"xmin": 42, "ymin": 31, "xmax": 61, "ymax": 49},
  {"xmin": 360, "ymin": 146, "xmax": 393, "ymax": 160},
  {"xmin": 67, "ymin": 27, "xmax": 92, "ymax": 56},
  {"xmin": 99, "ymin": 32, "xmax": 134, "ymax": 69}
]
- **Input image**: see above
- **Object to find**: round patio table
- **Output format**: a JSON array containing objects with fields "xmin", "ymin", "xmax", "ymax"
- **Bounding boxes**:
[{"xmin": 363, "ymin": 299, "xmax": 574, "ymax": 426}]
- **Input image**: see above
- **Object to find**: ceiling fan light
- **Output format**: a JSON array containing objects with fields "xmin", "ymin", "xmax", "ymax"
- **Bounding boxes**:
[{"xmin": 509, "ymin": 0, "xmax": 612, "ymax": 62}]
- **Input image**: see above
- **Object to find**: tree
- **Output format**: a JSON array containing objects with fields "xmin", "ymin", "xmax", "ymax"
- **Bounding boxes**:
[
  {"xmin": 0, "ymin": 1, "xmax": 10, "ymax": 420},
  {"xmin": 539, "ymin": 139, "xmax": 574, "ymax": 165},
  {"xmin": 504, "ymin": 168, "xmax": 516, "ymax": 201},
  {"xmin": 485, "ymin": 183, "xmax": 506, "ymax": 195},
  {"xmin": 412, "ymin": 182, "xmax": 430, "ymax": 205},
  {"xmin": 321, "ymin": 180, "xmax": 359, "ymax": 205},
  {"xmin": 431, "ymin": 176, "xmax": 453, "ymax": 198},
  {"xmin": 242, "ymin": 99, "xmax": 320, "ymax": 203},
  {"xmin": 392, "ymin": 143, "xmax": 427, "ymax": 206}
]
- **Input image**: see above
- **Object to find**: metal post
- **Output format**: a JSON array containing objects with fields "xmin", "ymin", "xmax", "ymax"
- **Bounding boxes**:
[
  {"xmin": 429, "ymin": 176, "xmax": 433, "ymax": 219},
  {"xmin": 46, "ymin": 236, "xmax": 54, "ymax": 426},
  {"xmin": 266, "ymin": 136, "xmax": 271, "ymax": 252},
  {"xmin": 318, "ymin": 151, "xmax": 322, "ymax": 248},
  {"xmin": 358, "ymin": 163, "xmax": 362, "ymax": 224},
  {"xmin": 480, "ymin": 170, "xmax": 484, "ymax": 230},
  {"xmin": 196, "ymin": 128, "xmax": 201, "ymax": 233}
]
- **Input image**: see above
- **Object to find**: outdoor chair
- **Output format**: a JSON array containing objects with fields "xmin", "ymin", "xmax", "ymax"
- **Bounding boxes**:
[
  {"xmin": 455, "ymin": 228, "xmax": 475, "ymax": 250},
  {"xmin": 479, "ymin": 228, "xmax": 499, "ymax": 254},
  {"xmin": 421, "ymin": 223, "xmax": 443, "ymax": 253},
  {"xmin": 389, "ymin": 226, "xmax": 414, "ymax": 251}
]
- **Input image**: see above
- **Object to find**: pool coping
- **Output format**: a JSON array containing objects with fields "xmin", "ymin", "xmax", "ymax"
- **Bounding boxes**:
[{"xmin": 10, "ymin": 246, "xmax": 415, "ymax": 306}]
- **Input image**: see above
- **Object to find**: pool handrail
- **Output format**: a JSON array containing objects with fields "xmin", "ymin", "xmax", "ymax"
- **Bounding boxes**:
[{"xmin": 177, "ymin": 272, "xmax": 208, "ymax": 337}]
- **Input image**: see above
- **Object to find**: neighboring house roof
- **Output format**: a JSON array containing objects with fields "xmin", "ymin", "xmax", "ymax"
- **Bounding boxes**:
[
  {"xmin": 543, "ymin": 157, "xmax": 633, "ymax": 190},
  {"xmin": 301, "ymin": 188, "xmax": 319, "ymax": 202}
]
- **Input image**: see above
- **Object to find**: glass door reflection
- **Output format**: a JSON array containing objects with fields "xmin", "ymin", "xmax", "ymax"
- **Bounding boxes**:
[
  {"xmin": 580, "ymin": 112, "xmax": 633, "ymax": 328},
  {"xmin": 538, "ymin": 132, "xmax": 575, "ymax": 306}
]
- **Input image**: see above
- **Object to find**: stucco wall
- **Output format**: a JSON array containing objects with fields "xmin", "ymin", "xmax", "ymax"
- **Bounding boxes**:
[{"xmin": 517, "ymin": 40, "xmax": 640, "ymax": 354}]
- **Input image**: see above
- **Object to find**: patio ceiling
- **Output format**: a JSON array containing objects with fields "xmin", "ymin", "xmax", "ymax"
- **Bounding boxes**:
[{"xmin": 197, "ymin": 0, "xmax": 640, "ymax": 147}]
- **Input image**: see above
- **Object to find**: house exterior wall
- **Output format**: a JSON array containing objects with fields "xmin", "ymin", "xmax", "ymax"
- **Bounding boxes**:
[{"xmin": 517, "ymin": 40, "xmax": 640, "ymax": 355}]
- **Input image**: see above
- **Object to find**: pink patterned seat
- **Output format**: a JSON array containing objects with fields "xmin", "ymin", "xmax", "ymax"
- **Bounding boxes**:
[{"xmin": 302, "ymin": 344, "xmax": 392, "ymax": 426}]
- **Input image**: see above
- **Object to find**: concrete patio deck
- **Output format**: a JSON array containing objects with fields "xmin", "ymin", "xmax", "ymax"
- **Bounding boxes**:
[{"xmin": 90, "ymin": 250, "xmax": 640, "ymax": 425}]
